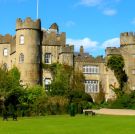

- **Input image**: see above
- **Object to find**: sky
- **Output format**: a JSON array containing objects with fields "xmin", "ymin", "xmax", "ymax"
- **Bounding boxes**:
[{"xmin": 0, "ymin": 0, "xmax": 135, "ymax": 56}]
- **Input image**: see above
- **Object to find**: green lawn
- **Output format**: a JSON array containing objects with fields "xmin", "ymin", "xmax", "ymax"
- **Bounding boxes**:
[{"xmin": 0, "ymin": 115, "xmax": 135, "ymax": 134}]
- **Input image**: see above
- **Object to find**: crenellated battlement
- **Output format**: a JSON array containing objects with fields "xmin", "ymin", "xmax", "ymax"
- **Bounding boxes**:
[
  {"xmin": 120, "ymin": 32, "xmax": 135, "ymax": 46},
  {"xmin": 16, "ymin": 17, "xmax": 41, "ymax": 31},
  {"xmin": 59, "ymin": 44, "xmax": 74, "ymax": 54},
  {"xmin": 106, "ymin": 47, "xmax": 120, "ymax": 56},
  {"xmin": 0, "ymin": 34, "xmax": 12, "ymax": 44},
  {"xmin": 120, "ymin": 32, "xmax": 135, "ymax": 37}
]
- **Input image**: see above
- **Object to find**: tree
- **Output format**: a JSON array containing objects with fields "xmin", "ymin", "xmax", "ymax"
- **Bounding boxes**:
[
  {"xmin": 0, "ymin": 66, "xmax": 22, "ymax": 115},
  {"xmin": 50, "ymin": 64, "xmax": 73, "ymax": 96},
  {"xmin": 70, "ymin": 71, "xmax": 85, "ymax": 91}
]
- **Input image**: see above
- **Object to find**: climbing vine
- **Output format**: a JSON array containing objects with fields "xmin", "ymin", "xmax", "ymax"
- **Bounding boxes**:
[{"xmin": 107, "ymin": 55, "xmax": 128, "ymax": 96}]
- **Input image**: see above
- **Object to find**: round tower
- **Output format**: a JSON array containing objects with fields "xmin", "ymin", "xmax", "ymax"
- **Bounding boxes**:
[{"xmin": 16, "ymin": 17, "xmax": 41, "ymax": 86}]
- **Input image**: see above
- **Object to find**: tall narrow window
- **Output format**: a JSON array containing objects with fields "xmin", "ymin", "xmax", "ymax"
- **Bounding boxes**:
[
  {"xmin": 44, "ymin": 53, "xmax": 51, "ymax": 64},
  {"xmin": 20, "ymin": 35, "xmax": 24, "ymax": 44},
  {"xmin": 44, "ymin": 78, "xmax": 51, "ymax": 91},
  {"xmin": 19, "ymin": 53, "xmax": 24, "ymax": 63},
  {"xmin": 2, "ymin": 63, "xmax": 8, "ymax": 70},
  {"xmin": 3, "ymin": 48, "xmax": 8, "ymax": 56}
]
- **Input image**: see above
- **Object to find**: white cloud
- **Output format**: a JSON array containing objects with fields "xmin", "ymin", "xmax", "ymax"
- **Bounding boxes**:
[
  {"xmin": 65, "ymin": 21, "xmax": 75, "ymax": 27},
  {"xmin": 103, "ymin": 9, "xmax": 117, "ymax": 16},
  {"xmin": 67, "ymin": 37, "xmax": 99, "ymax": 51},
  {"xmin": 77, "ymin": 0, "xmax": 120, "ymax": 16},
  {"xmin": 66, "ymin": 37, "xmax": 120, "ymax": 56},
  {"xmin": 79, "ymin": 0, "xmax": 103, "ymax": 7},
  {"xmin": 102, "ymin": 38, "xmax": 120, "ymax": 48}
]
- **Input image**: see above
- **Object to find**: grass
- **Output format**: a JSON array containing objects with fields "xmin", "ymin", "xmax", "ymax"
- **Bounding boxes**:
[{"xmin": 0, "ymin": 114, "xmax": 135, "ymax": 134}]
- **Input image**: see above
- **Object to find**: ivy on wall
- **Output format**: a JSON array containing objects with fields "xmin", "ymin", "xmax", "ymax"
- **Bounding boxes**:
[{"xmin": 107, "ymin": 55, "xmax": 128, "ymax": 97}]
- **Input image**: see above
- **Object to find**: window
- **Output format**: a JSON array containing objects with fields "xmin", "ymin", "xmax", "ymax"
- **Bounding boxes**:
[
  {"xmin": 44, "ymin": 78, "xmax": 51, "ymax": 91},
  {"xmin": 83, "ymin": 65, "xmax": 99, "ymax": 74},
  {"xmin": 85, "ymin": 80, "xmax": 99, "ymax": 93},
  {"xmin": 132, "ymin": 86, "xmax": 135, "ymax": 90},
  {"xmin": 132, "ymin": 70, "xmax": 135, "ymax": 75},
  {"xmin": 44, "ymin": 53, "xmax": 51, "ymax": 64},
  {"xmin": 20, "ymin": 35, "xmax": 24, "ymax": 44},
  {"xmin": 3, "ymin": 48, "xmax": 8, "ymax": 56},
  {"xmin": 19, "ymin": 53, "xmax": 24, "ymax": 63},
  {"xmin": 2, "ymin": 63, "xmax": 8, "ymax": 70}
]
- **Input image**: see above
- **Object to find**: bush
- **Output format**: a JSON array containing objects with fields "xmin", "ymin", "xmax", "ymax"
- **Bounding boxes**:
[
  {"xmin": 108, "ymin": 91, "xmax": 135, "ymax": 109},
  {"xmin": 69, "ymin": 103, "xmax": 76, "ymax": 116}
]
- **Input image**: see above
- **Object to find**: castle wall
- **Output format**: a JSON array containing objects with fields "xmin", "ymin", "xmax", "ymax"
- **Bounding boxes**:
[
  {"xmin": 120, "ymin": 45, "xmax": 135, "ymax": 90},
  {"xmin": 0, "ymin": 43, "xmax": 11, "ymax": 69},
  {"xmin": 42, "ymin": 45, "xmax": 60, "ymax": 63}
]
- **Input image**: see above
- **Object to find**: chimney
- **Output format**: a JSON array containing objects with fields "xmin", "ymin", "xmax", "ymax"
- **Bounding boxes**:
[{"xmin": 80, "ymin": 46, "xmax": 84, "ymax": 55}]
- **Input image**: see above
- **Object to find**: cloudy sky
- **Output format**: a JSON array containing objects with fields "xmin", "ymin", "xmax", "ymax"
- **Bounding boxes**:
[{"xmin": 0, "ymin": 0, "xmax": 135, "ymax": 56}]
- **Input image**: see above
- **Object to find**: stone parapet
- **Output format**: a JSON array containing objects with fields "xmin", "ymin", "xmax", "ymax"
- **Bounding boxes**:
[
  {"xmin": 0, "ymin": 34, "xmax": 12, "ymax": 44},
  {"xmin": 106, "ymin": 47, "xmax": 120, "ymax": 56},
  {"xmin": 120, "ymin": 32, "xmax": 135, "ymax": 46},
  {"xmin": 16, "ymin": 17, "xmax": 41, "ymax": 31}
]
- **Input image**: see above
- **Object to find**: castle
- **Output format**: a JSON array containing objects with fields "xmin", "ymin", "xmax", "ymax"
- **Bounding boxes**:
[{"xmin": 0, "ymin": 17, "xmax": 135, "ymax": 101}]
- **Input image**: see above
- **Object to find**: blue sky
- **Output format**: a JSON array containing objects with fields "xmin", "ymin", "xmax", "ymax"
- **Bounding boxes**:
[{"xmin": 0, "ymin": 0, "xmax": 135, "ymax": 56}]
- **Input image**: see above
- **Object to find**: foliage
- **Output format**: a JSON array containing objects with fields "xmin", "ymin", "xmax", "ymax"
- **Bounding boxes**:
[
  {"xmin": 0, "ymin": 67, "xmax": 22, "ymax": 115},
  {"xmin": 108, "ymin": 91, "xmax": 135, "ymax": 109},
  {"xmin": 107, "ymin": 55, "xmax": 128, "ymax": 94},
  {"xmin": 46, "ymin": 96, "xmax": 69, "ymax": 115},
  {"xmin": 18, "ymin": 85, "xmax": 46, "ymax": 116},
  {"xmin": 70, "ymin": 71, "xmax": 85, "ymax": 91},
  {"xmin": 0, "ymin": 67, "xmax": 21, "ymax": 94},
  {"xmin": 42, "ymin": 63, "xmax": 57, "ymax": 77},
  {"xmin": 69, "ymin": 103, "xmax": 76, "ymax": 116},
  {"xmin": 0, "ymin": 64, "xmax": 93, "ymax": 116},
  {"xmin": 67, "ymin": 90, "xmax": 93, "ymax": 114},
  {"xmin": 49, "ymin": 64, "xmax": 73, "ymax": 96},
  {"xmin": 94, "ymin": 82, "xmax": 105, "ymax": 104},
  {"xmin": 43, "ymin": 63, "xmax": 93, "ymax": 114}
]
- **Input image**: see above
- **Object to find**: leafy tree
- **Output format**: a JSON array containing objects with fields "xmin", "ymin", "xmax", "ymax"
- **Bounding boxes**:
[
  {"xmin": 70, "ymin": 71, "xmax": 85, "ymax": 91},
  {"xmin": 50, "ymin": 64, "xmax": 73, "ymax": 96},
  {"xmin": 0, "ymin": 67, "xmax": 21, "ymax": 94}
]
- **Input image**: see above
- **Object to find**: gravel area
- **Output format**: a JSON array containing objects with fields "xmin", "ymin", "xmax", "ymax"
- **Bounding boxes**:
[{"xmin": 84, "ymin": 108, "xmax": 135, "ymax": 115}]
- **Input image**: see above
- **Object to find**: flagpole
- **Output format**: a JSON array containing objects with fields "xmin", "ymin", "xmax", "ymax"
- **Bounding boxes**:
[{"xmin": 37, "ymin": 0, "xmax": 39, "ymax": 19}]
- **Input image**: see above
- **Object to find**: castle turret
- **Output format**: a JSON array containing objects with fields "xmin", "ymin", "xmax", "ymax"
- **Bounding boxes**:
[
  {"xmin": 120, "ymin": 32, "xmax": 135, "ymax": 46},
  {"xmin": 16, "ymin": 17, "xmax": 41, "ymax": 86}
]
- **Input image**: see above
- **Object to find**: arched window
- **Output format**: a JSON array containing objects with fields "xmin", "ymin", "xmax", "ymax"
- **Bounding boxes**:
[
  {"xmin": 44, "ymin": 53, "xmax": 51, "ymax": 64},
  {"xmin": 19, "ymin": 53, "xmax": 24, "ymax": 63},
  {"xmin": 3, "ymin": 48, "xmax": 8, "ymax": 56},
  {"xmin": 20, "ymin": 35, "xmax": 24, "ymax": 44},
  {"xmin": 2, "ymin": 63, "xmax": 8, "ymax": 70}
]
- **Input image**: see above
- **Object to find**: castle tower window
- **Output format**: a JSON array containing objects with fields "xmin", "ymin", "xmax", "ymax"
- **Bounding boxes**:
[
  {"xmin": 44, "ymin": 53, "xmax": 51, "ymax": 64},
  {"xmin": 19, "ymin": 53, "xmax": 24, "ymax": 63},
  {"xmin": 44, "ymin": 78, "xmax": 51, "ymax": 91},
  {"xmin": 85, "ymin": 80, "xmax": 99, "ymax": 93},
  {"xmin": 20, "ymin": 35, "xmax": 24, "ymax": 44},
  {"xmin": 132, "ymin": 70, "xmax": 135, "ymax": 75},
  {"xmin": 2, "ymin": 63, "xmax": 8, "ymax": 70},
  {"xmin": 3, "ymin": 48, "xmax": 8, "ymax": 56},
  {"xmin": 83, "ymin": 65, "xmax": 99, "ymax": 74}
]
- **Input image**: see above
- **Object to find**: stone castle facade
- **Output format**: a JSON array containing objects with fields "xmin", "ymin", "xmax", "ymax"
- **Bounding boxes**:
[{"xmin": 0, "ymin": 17, "xmax": 135, "ymax": 101}]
